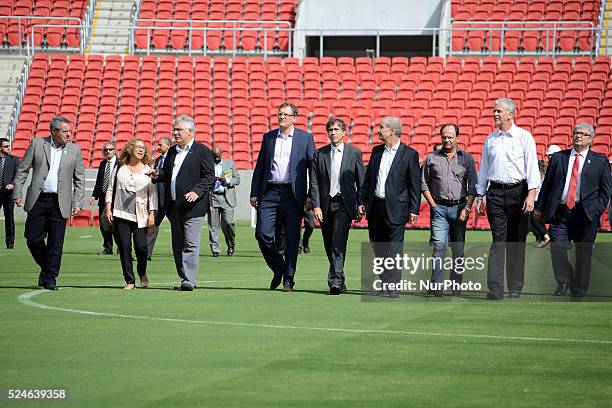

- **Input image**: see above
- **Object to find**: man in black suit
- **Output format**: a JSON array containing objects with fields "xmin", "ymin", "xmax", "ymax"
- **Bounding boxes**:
[
  {"xmin": 250, "ymin": 102, "xmax": 315, "ymax": 292},
  {"xmin": 147, "ymin": 136, "xmax": 171, "ymax": 260},
  {"xmin": 0, "ymin": 138, "xmax": 20, "ymax": 249},
  {"xmin": 150, "ymin": 115, "xmax": 215, "ymax": 291},
  {"xmin": 358, "ymin": 116, "xmax": 420, "ymax": 298},
  {"xmin": 0, "ymin": 137, "xmax": 19, "ymax": 249},
  {"xmin": 533, "ymin": 122, "xmax": 612, "ymax": 297},
  {"xmin": 310, "ymin": 118, "xmax": 364, "ymax": 295},
  {"xmin": 89, "ymin": 142, "xmax": 117, "ymax": 255}
]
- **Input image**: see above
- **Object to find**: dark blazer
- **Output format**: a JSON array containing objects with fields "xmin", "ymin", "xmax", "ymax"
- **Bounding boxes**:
[
  {"xmin": 360, "ymin": 143, "xmax": 421, "ymax": 224},
  {"xmin": 310, "ymin": 143, "xmax": 364, "ymax": 220},
  {"xmin": 153, "ymin": 154, "xmax": 169, "ymax": 221},
  {"xmin": 91, "ymin": 158, "xmax": 118, "ymax": 208},
  {"xmin": 0, "ymin": 154, "xmax": 19, "ymax": 189},
  {"xmin": 157, "ymin": 141, "xmax": 215, "ymax": 219},
  {"xmin": 536, "ymin": 149, "xmax": 612, "ymax": 222},
  {"xmin": 250, "ymin": 128, "xmax": 315, "ymax": 206}
]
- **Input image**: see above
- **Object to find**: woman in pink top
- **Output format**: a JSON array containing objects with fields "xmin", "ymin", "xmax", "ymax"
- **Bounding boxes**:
[{"xmin": 105, "ymin": 138, "xmax": 157, "ymax": 289}]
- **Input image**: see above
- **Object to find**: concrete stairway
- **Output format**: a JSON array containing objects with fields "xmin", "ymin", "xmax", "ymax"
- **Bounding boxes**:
[
  {"xmin": 88, "ymin": 0, "xmax": 134, "ymax": 55},
  {"xmin": 0, "ymin": 56, "xmax": 27, "ymax": 138}
]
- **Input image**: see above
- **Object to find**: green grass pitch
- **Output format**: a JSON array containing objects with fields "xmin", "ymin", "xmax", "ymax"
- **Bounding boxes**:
[{"xmin": 1, "ymin": 220, "xmax": 611, "ymax": 407}]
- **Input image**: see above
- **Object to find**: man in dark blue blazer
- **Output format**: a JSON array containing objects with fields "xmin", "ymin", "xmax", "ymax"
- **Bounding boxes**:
[
  {"xmin": 534, "ymin": 122, "xmax": 612, "ymax": 297},
  {"xmin": 89, "ymin": 142, "xmax": 117, "ymax": 255},
  {"xmin": 358, "ymin": 116, "xmax": 421, "ymax": 297},
  {"xmin": 250, "ymin": 102, "xmax": 315, "ymax": 292}
]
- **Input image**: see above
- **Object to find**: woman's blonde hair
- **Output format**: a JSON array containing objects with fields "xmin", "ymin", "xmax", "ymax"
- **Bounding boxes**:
[{"xmin": 119, "ymin": 138, "xmax": 150, "ymax": 165}]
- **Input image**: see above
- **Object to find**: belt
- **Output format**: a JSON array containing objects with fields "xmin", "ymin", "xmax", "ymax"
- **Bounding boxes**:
[
  {"xmin": 39, "ymin": 192, "xmax": 58, "ymax": 198},
  {"xmin": 489, "ymin": 180, "xmax": 525, "ymax": 190},
  {"xmin": 374, "ymin": 196, "xmax": 385, "ymax": 202},
  {"xmin": 330, "ymin": 193, "xmax": 342, "ymax": 200},
  {"xmin": 436, "ymin": 198, "xmax": 466, "ymax": 207},
  {"xmin": 267, "ymin": 183, "xmax": 291, "ymax": 189}
]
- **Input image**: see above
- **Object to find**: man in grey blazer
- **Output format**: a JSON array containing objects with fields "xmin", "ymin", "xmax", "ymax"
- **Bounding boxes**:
[
  {"xmin": 208, "ymin": 145, "xmax": 240, "ymax": 257},
  {"xmin": 13, "ymin": 116, "xmax": 85, "ymax": 290},
  {"xmin": 310, "ymin": 118, "xmax": 364, "ymax": 294}
]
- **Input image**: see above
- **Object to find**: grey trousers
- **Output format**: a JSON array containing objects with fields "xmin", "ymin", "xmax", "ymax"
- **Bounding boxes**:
[
  {"xmin": 208, "ymin": 202, "xmax": 235, "ymax": 254},
  {"xmin": 167, "ymin": 203, "xmax": 204, "ymax": 288}
]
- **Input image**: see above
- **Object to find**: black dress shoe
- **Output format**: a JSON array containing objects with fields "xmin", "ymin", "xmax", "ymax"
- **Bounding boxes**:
[
  {"xmin": 98, "ymin": 249, "xmax": 113, "ymax": 255},
  {"xmin": 270, "ymin": 272, "xmax": 283, "ymax": 290},
  {"xmin": 43, "ymin": 284, "xmax": 58, "ymax": 291},
  {"xmin": 38, "ymin": 275, "xmax": 44, "ymax": 287},
  {"xmin": 329, "ymin": 286, "xmax": 342, "ymax": 295},
  {"xmin": 554, "ymin": 284, "xmax": 568, "ymax": 296},
  {"xmin": 486, "ymin": 292, "xmax": 503, "ymax": 300},
  {"xmin": 341, "ymin": 283, "xmax": 347, "ymax": 293},
  {"xmin": 571, "ymin": 291, "xmax": 584, "ymax": 298},
  {"xmin": 6, "ymin": 245, "xmax": 14, "ymax": 249},
  {"xmin": 452, "ymin": 290, "xmax": 462, "ymax": 296},
  {"xmin": 212, "ymin": 252, "xmax": 220, "ymax": 257},
  {"xmin": 302, "ymin": 246, "xmax": 310, "ymax": 253},
  {"xmin": 227, "ymin": 247, "xmax": 234, "ymax": 256},
  {"xmin": 508, "ymin": 291, "xmax": 521, "ymax": 299},
  {"xmin": 174, "ymin": 284, "xmax": 194, "ymax": 291}
]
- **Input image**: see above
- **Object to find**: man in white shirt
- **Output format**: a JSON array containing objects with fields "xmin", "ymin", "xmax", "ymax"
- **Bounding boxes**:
[{"xmin": 475, "ymin": 98, "xmax": 540, "ymax": 300}]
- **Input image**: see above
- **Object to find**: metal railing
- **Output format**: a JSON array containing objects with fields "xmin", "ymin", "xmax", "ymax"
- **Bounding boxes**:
[
  {"xmin": 129, "ymin": 18, "xmax": 293, "ymax": 57},
  {"xmin": 0, "ymin": 15, "xmax": 82, "ymax": 53},
  {"xmin": 448, "ymin": 20, "xmax": 597, "ymax": 57},
  {"xmin": 7, "ymin": 59, "xmax": 30, "ymax": 142}
]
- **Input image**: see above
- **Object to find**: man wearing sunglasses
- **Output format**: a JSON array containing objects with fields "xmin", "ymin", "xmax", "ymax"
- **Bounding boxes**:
[
  {"xmin": 90, "ymin": 142, "xmax": 117, "ymax": 255},
  {"xmin": 0, "ymin": 138, "xmax": 20, "ymax": 250},
  {"xmin": 533, "ymin": 122, "xmax": 612, "ymax": 297}
]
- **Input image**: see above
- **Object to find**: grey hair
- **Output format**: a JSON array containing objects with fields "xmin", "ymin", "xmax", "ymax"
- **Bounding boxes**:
[
  {"xmin": 381, "ymin": 116, "xmax": 403, "ymax": 137},
  {"xmin": 158, "ymin": 136, "xmax": 171, "ymax": 145},
  {"xmin": 495, "ymin": 98, "xmax": 516, "ymax": 115},
  {"xmin": 175, "ymin": 114, "xmax": 195, "ymax": 133},
  {"xmin": 103, "ymin": 141, "xmax": 115, "ymax": 149},
  {"xmin": 574, "ymin": 122, "xmax": 595, "ymax": 137},
  {"xmin": 50, "ymin": 116, "xmax": 70, "ymax": 131}
]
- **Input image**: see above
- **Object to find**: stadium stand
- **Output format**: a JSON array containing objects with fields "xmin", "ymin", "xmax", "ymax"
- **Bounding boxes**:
[
  {"xmin": 0, "ymin": 0, "xmax": 87, "ymax": 48},
  {"xmin": 11, "ymin": 54, "xmax": 612, "ymax": 173},
  {"xmin": 134, "ymin": 0, "xmax": 297, "ymax": 53},
  {"xmin": 451, "ymin": 0, "xmax": 601, "ymax": 54}
]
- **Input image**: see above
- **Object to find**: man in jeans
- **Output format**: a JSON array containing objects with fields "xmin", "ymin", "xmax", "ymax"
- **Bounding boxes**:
[{"xmin": 421, "ymin": 124, "xmax": 478, "ymax": 296}]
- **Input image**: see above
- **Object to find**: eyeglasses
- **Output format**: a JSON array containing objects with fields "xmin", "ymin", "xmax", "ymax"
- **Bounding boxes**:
[
  {"xmin": 573, "ymin": 131, "xmax": 592, "ymax": 137},
  {"xmin": 103, "ymin": 148, "xmax": 114, "ymax": 152},
  {"xmin": 277, "ymin": 113, "xmax": 295, "ymax": 118},
  {"xmin": 53, "ymin": 128, "xmax": 71, "ymax": 133},
  {"xmin": 173, "ymin": 128, "xmax": 190, "ymax": 133},
  {"xmin": 134, "ymin": 145, "xmax": 146, "ymax": 150}
]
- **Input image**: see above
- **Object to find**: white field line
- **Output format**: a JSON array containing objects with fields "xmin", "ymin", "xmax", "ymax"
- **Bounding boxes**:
[{"xmin": 17, "ymin": 290, "xmax": 612, "ymax": 346}]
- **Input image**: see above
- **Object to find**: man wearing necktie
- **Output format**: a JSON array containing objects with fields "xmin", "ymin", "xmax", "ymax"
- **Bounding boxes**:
[
  {"xmin": 533, "ymin": 122, "xmax": 612, "ymax": 297},
  {"xmin": 90, "ymin": 142, "xmax": 117, "ymax": 255},
  {"xmin": 310, "ymin": 118, "xmax": 365, "ymax": 295},
  {"xmin": 147, "ymin": 136, "xmax": 171, "ymax": 260},
  {"xmin": 0, "ymin": 138, "xmax": 20, "ymax": 249}
]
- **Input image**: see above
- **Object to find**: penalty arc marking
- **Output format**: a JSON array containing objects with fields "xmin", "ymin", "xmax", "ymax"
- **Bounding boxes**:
[{"xmin": 17, "ymin": 289, "xmax": 612, "ymax": 346}]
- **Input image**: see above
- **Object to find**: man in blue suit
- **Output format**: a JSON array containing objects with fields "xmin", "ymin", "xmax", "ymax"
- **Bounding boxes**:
[
  {"xmin": 533, "ymin": 122, "xmax": 612, "ymax": 297},
  {"xmin": 359, "ymin": 116, "xmax": 421, "ymax": 298},
  {"xmin": 250, "ymin": 102, "xmax": 315, "ymax": 292}
]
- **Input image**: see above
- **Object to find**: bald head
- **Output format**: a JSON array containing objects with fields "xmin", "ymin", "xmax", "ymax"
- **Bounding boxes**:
[{"xmin": 212, "ymin": 145, "xmax": 223, "ymax": 162}]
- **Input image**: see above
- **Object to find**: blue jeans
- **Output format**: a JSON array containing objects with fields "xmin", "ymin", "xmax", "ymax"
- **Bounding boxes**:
[{"xmin": 430, "ymin": 203, "xmax": 467, "ymax": 283}]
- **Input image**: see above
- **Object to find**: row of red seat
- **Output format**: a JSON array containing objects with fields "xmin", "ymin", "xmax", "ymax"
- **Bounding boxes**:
[
  {"xmin": 135, "ymin": 0, "xmax": 297, "ymax": 51},
  {"xmin": 11, "ymin": 54, "xmax": 612, "ymax": 169},
  {"xmin": 0, "ymin": 0, "xmax": 86, "ymax": 47}
]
